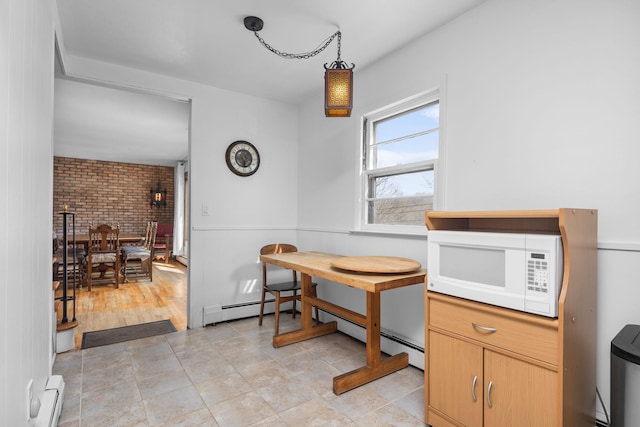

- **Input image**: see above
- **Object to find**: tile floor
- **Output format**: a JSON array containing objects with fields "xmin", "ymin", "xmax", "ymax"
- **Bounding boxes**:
[{"xmin": 53, "ymin": 314, "xmax": 425, "ymax": 426}]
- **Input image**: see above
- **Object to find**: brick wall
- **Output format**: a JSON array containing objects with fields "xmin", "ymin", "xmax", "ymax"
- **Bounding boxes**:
[{"xmin": 53, "ymin": 157, "xmax": 174, "ymax": 236}]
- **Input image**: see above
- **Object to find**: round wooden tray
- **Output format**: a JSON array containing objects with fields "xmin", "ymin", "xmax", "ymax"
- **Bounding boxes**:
[{"xmin": 330, "ymin": 256, "xmax": 421, "ymax": 274}]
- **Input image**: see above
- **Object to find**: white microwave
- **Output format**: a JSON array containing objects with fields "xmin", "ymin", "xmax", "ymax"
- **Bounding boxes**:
[{"xmin": 427, "ymin": 230, "xmax": 564, "ymax": 317}]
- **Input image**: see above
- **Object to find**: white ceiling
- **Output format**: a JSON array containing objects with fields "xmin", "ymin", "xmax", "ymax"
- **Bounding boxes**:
[
  {"xmin": 54, "ymin": 78, "xmax": 190, "ymax": 166},
  {"xmin": 54, "ymin": 0, "xmax": 486, "ymax": 166}
]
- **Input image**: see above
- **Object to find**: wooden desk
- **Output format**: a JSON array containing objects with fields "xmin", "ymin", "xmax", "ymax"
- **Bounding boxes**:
[{"xmin": 259, "ymin": 251, "xmax": 426, "ymax": 395}]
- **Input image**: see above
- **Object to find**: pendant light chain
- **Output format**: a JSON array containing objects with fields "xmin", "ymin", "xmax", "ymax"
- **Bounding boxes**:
[{"xmin": 252, "ymin": 30, "xmax": 341, "ymax": 60}]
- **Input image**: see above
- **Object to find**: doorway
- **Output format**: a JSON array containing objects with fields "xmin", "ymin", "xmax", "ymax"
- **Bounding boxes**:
[{"xmin": 53, "ymin": 51, "xmax": 191, "ymax": 348}]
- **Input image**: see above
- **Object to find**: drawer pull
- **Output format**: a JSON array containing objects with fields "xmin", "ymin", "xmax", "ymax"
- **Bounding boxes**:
[
  {"xmin": 471, "ymin": 375, "xmax": 478, "ymax": 402},
  {"xmin": 487, "ymin": 380, "xmax": 494, "ymax": 408},
  {"xmin": 472, "ymin": 322, "xmax": 497, "ymax": 333}
]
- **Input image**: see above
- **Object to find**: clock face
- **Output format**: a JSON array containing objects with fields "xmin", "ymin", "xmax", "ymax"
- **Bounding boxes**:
[{"xmin": 225, "ymin": 141, "xmax": 260, "ymax": 177}]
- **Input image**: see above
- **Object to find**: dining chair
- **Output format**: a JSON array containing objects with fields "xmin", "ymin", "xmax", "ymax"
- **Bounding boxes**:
[
  {"xmin": 153, "ymin": 222, "xmax": 173, "ymax": 263},
  {"xmin": 258, "ymin": 243, "xmax": 320, "ymax": 336},
  {"xmin": 121, "ymin": 221, "xmax": 157, "ymax": 282},
  {"xmin": 86, "ymin": 223, "xmax": 120, "ymax": 291}
]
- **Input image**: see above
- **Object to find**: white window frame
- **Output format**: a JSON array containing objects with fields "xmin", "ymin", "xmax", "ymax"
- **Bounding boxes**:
[{"xmin": 356, "ymin": 87, "xmax": 446, "ymax": 235}]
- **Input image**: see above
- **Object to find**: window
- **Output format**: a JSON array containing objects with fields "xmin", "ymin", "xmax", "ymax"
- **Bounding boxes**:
[{"xmin": 360, "ymin": 90, "xmax": 442, "ymax": 233}]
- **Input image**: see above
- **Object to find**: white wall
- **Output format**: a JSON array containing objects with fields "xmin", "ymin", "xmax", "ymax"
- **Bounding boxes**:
[
  {"xmin": 1, "ymin": 0, "xmax": 57, "ymax": 425},
  {"xmin": 297, "ymin": 0, "xmax": 640, "ymax": 421}
]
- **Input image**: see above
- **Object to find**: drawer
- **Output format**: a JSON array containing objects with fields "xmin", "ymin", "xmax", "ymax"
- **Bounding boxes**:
[{"xmin": 428, "ymin": 296, "xmax": 558, "ymax": 365}]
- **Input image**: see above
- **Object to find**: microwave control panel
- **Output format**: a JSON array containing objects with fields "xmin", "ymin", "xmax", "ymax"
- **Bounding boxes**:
[{"xmin": 527, "ymin": 252, "xmax": 549, "ymax": 293}]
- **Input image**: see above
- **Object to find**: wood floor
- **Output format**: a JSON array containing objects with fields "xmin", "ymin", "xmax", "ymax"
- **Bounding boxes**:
[{"xmin": 60, "ymin": 260, "xmax": 188, "ymax": 350}]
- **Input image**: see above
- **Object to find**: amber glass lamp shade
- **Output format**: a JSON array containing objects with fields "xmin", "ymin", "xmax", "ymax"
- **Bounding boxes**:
[
  {"xmin": 325, "ymin": 68, "xmax": 353, "ymax": 117},
  {"xmin": 150, "ymin": 183, "xmax": 167, "ymax": 208}
]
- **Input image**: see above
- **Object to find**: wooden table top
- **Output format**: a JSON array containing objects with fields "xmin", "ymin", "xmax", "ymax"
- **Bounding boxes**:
[
  {"xmin": 260, "ymin": 251, "xmax": 426, "ymax": 293},
  {"xmin": 68, "ymin": 234, "xmax": 144, "ymax": 243}
]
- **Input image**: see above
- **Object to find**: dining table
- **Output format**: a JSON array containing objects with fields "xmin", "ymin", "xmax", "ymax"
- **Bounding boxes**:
[
  {"xmin": 259, "ymin": 251, "xmax": 426, "ymax": 395},
  {"xmin": 68, "ymin": 233, "xmax": 145, "ymax": 252}
]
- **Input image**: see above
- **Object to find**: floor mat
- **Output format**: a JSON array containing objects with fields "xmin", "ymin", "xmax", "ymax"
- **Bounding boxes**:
[{"xmin": 81, "ymin": 319, "xmax": 177, "ymax": 349}]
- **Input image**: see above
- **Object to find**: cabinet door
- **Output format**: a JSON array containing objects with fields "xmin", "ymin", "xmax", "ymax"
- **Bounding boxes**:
[
  {"xmin": 429, "ymin": 331, "xmax": 483, "ymax": 427},
  {"xmin": 484, "ymin": 350, "xmax": 558, "ymax": 427}
]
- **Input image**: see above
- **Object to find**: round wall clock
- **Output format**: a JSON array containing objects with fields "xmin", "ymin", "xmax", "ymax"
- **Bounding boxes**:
[{"xmin": 225, "ymin": 140, "xmax": 260, "ymax": 177}]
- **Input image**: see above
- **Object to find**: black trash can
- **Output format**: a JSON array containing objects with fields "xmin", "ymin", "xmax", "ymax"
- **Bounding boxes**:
[{"xmin": 611, "ymin": 324, "xmax": 640, "ymax": 427}]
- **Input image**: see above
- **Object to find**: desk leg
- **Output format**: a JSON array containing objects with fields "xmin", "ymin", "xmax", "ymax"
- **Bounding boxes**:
[
  {"xmin": 301, "ymin": 273, "xmax": 314, "ymax": 330},
  {"xmin": 272, "ymin": 273, "xmax": 337, "ymax": 348},
  {"xmin": 332, "ymin": 291, "xmax": 409, "ymax": 395}
]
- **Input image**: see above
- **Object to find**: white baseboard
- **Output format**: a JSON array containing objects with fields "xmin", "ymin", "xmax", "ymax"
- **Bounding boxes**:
[{"xmin": 203, "ymin": 299, "xmax": 293, "ymax": 325}]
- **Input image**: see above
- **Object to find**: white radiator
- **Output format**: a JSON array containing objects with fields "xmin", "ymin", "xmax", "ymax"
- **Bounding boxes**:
[
  {"xmin": 203, "ymin": 301, "xmax": 266, "ymax": 325},
  {"xmin": 33, "ymin": 375, "xmax": 65, "ymax": 427},
  {"xmin": 202, "ymin": 298, "xmax": 289, "ymax": 325}
]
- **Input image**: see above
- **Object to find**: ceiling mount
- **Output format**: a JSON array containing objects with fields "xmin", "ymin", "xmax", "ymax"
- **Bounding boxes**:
[{"xmin": 243, "ymin": 16, "xmax": 264, "ymax": 32}]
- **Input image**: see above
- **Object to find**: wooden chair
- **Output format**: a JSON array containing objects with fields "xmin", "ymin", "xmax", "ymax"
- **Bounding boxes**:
[
  {"xmin": 121, "ymin": 221, "xmax": 157, "ymax": 282},
  {"xmin": 153, "ymin": 222, "xmax": 173, "ymax": 263},
  {"xmin": 258, "ymin": 243, "xmax": 320, "ymax": 336},
  {"xmin": 86, "ymin": 224, "xmax": 120, "ymax": 291}
]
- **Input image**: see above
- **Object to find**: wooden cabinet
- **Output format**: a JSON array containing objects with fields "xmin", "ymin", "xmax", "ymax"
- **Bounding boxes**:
[
  {"xmin": 429, "ymin": 330, "xmax": 483, "ymax": 427},
  {"xmin": 483, "ymin": 349, "xmax": 557, "ymax": 426},
  {"xmin": 425, "ymin": 209, "xmax": 597, "ymax": 427},
  {"xmin": 428, "ymin": 302, "xmax": 558, "ymax": 427}
]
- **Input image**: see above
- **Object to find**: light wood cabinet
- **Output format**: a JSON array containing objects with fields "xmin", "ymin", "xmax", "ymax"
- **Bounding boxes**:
[
  {"xmin": 483, "ymin": 349, "xmax": 557, "ymax": 426},
  {"xmin": 429, "ymin": 331, "xmax": 483, "ymax": 427},
  {"xmin": 428, "ymin": 306, "xmax": 558, "ymax": 427},
  {"xmin": 424, "ymin": 209, "xmax": 597, "ymax": 427}
]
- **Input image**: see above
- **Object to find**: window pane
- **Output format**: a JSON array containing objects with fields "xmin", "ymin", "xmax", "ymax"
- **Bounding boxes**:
[
  {"xmin": 362, "ymin": 92, "xmax": 441, "ymax": 229},
  {"xmin": 372, "ymin": 170, "xmax": 434, "ymax": 198},
  {"xmin": 370, "ymin": 131, "xmax": 439, "ymax": 168},
  {"xmin": 368, "ymin": 196, "xmax": 434, "ymax": 225},
  {"xmin": 372, "ymin": 102, "xmax": 439, "ymax": 168},
  {"xmin": 375, "ymin": 103, "xmax": 439, "ymax": 142}
]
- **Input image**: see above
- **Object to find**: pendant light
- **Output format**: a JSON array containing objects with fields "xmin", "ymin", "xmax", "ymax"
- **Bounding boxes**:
[{"xmin": 244, "ymin": 16, "xmax": 355, "ymax": 117}]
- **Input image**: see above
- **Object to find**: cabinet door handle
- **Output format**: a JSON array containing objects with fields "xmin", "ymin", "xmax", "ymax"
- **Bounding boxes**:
[
  {"xmin": 472, "ymin": 322, "xmax": 497, "ymax": 333},
  {"xmin": 471, "ymin": 375, "xmax": 478, "ymax": 402},
  {"xmin": 487, "ymin": 380, "xmax": 493, "ymax": 408}
]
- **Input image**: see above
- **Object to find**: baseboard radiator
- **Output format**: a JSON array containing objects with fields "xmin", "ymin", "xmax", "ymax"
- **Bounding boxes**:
[
  {"xmin": 203, "ymin": 300, "xmax": 281, "ymax": 325},
  {"xmin": 33, "ymin": 375, "xmax": 65, "ymax": 427}
]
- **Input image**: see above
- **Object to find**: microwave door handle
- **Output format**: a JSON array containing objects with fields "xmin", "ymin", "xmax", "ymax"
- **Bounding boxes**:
[{"xmin": 472, "ymin": 322, "xmax": 498, "ymax": 333}]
